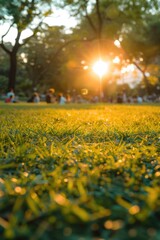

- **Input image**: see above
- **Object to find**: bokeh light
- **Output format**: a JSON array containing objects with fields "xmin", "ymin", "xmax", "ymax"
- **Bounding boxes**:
[{"xmin": 114, "ymin": 39, "xmax": 121, "ymax": 48}]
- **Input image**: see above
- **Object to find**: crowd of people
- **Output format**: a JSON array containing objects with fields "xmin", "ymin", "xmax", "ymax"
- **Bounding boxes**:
[
  {"xmin": 3, "ymin": 88, "xmax": 160, "ymax": 104},
  {"xmin": 4, "ymin": 88, "xmax": 69, "ymax": 105}
]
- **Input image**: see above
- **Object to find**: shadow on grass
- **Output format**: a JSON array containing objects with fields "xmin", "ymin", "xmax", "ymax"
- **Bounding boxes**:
[{"xmin": 0, "ymin": 101, "xmax": 159, "ymax": 111}]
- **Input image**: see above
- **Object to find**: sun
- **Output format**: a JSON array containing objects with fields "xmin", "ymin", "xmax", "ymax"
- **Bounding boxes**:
[{"xmin": 92, "ymin": 59, "xmax": 109, "ymax": 78}]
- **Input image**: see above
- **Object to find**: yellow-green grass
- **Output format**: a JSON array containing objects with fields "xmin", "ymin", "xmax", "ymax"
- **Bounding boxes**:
[{"xmin": 0, "ymin": 102, "xmax": 160, "ymax": 240}]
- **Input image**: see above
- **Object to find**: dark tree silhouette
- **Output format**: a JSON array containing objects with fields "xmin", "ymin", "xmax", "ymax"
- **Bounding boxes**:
[{"xmin": 0, "ymin": 0, "xmax": 53, "ymax": 91}]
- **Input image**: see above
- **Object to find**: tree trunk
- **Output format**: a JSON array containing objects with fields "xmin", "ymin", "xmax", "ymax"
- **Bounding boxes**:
[
  {"xmin": 8, "ymin": 52, "xmax": 17, "ymax": 91},
  {"xmin": 133, "ymin": 61, "xmax": 150, "ymax": 94},
  {"xmin": 96, "ymin": 0, "xmax": 103, "ymax": 40},
  {"xmin": 142, "ymin": 72, "xmax": 150, "ymax": 94}
]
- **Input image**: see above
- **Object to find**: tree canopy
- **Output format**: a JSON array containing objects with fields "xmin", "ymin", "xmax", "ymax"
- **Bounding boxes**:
[
  {"xmin": 0, "ymin": 0, "xmax": 160, "ymax": 97},
  {"xmin": 0, "ymin": 0, "xmax": 53, "ymax": 90}
]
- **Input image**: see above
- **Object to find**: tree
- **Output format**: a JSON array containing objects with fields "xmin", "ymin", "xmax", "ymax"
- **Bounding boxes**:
[
  {"xmin": 0, "ymin": 47, "xmax": 8, "ymax": 93},
  {"xmin": 60, "ymin": 0, "xmax": 159, "ymax": 41},
  {"xmin": 0, "ymin": 0, "xmax": 53, "ymax": 91},
  {"xmin": 20, "ymin": 25, "xmax": 71, "ymax": 92},
  {"xmin": 119, "ymin": 12, "xmax": 160, "ymax": 94},
  {"xmin": 60, "ymin": 0, "xmax": 160, "ymax": 92}
]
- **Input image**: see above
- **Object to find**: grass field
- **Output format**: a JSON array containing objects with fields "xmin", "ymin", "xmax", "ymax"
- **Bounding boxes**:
[{"xmin": 0, "ymin": 102, "xmax": 160, "ymax": 240}]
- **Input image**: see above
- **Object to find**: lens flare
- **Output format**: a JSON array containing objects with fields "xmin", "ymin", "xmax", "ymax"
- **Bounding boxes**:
[{"xmin": 92, "ymin": 59, "xmax": 109, "ymax": 78}]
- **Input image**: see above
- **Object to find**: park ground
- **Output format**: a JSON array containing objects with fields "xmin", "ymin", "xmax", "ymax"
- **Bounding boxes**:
[{"xmin": 0, "ymin": 102, "xmax": 160, "ymax": 240}]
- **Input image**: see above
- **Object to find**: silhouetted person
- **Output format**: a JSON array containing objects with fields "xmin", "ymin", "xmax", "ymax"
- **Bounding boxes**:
[
  {"xmin": 46, "ymin": 88, "xmax": 56, "ymax": 103},
  {"xmin": 27, "ymin": 92, "xmax": 40, "ymax": 103}
]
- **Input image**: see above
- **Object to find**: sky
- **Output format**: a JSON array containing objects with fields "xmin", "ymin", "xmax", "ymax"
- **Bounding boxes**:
[{"xmin": 0, "ymin": 9, "xmax": 77, "ymax": 44}]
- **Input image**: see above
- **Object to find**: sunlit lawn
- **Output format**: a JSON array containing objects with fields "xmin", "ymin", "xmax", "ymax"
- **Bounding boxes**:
[{"xmin": 0, "ymin": 102, "xmax": 160, "ymax": 240}]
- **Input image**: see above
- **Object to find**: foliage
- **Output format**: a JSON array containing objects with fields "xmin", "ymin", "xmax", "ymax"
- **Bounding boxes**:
[
  {"xmin": 119, "ymin": 12, "xmax": 160, "ymax": 93},
  {"xmin": 0, "ymin": 103, "xmax": 160, "ymax": 240},
  {"xmin": 0, "ymin": 0, "xmax": 54, "ymax": 90},
  {"xmin": 60, "ymin": 0, "xmax": 160, "ymax": 38},
  {"xmin": 0, "ymin": 0, "xmax": 160, "ymax": 92},
  {"xmin": 54, "ymin": 0, "xmax": 160, "ymax": 94},
  {"xmin": 20, "ymin": 26, "xmax": 72, "ymax": 91}
]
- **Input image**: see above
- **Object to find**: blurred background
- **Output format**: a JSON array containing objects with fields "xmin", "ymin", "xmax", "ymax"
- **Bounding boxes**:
[{"xmin": 0, "ymin": 0, "xmax": 160, "ymax": 102}]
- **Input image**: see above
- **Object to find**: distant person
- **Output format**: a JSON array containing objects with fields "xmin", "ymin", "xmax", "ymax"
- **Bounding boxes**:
[
  {"xmin": 58, "ymin": 93, "xmax": 66, "ymax": 105},
  {"xmin": 5, "ymin": 95, "xmax": 13, "ymax": 103},
  {"xmin": 7, "ymin": 89, "xmax": 15, "ymax": 98},
  {"xmin": 128, "ymin": 96, "xmax": 134, "ymax": 103},
  {"xmin": 117, "ymin": 92, "xmax": 123, "ymax": 103},
  {"xmin": 5, "ymin": 89, "xmax": 16, "ymax": 103},
  {"xmin": 122, "ymin": 91, "xmax": 127, "ymax": 103},
  {"xmin": 66, "ymin": 94, "xmax": 71, "ymax": 103},
  {"xmin": 27, "ymin": 92, "xmax": 40, "ymax": 103},
  {"xmin": 33, "ymin": 92, "xmax": 40, "ymax": 103},
  {"xmin": 91, "ymin": 95, "xmax": 99, "ymax": 103},
  {"xmin": 46, "ymin": 88, "xmax": 56, "ymax": 103},
  {"xmin": 133, "ymin": 95, "xmax": 137, "ymax": 103},
  {"xmin": 137, "ymin": 96, "xmax": 143, "ymax": 103}
]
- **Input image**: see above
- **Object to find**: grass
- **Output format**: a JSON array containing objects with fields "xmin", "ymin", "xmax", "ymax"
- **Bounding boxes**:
[{"xmin": 0, "ymin": 102, "xmax": 160, "ymax": 240}]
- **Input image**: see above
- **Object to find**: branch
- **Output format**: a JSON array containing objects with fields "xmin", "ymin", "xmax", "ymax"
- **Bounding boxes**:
[
  {"xmin": 53, "ymin": 37, "xmax": 96, "ymax": 59},
  {"xmin": 20, "ymin": 20, "xmax": 44, "ymax": 46},
  {"xmin": 132, "ymin": 61, "xmax": 146, "ymax": 75},
  {"xmin": 85, "ymin": 9, "xmax": 97, "ymax": 34},
  {"xmin": 133, "ymin": 60, "xmax": 150, "ymax": 92},
  {"xmin": 36, "ymin": 37, "xmax": 96, "ymax": 76},
  {"xmin": 0, "ymin": 22, "xmax": 15, "ymax": 54},
  {"xmin": 0, "ymin": 43, "xmax": 11, "ymax": 54},
  {"xmin": 14, "ymin": 30, "xmax": 21, "ymax": 50},
  {"xmin": 1, "ymin": 22, "xmax": 14, "ymax": 39},
  {"xmin": 95, "ymin": 0, "xmax": 103, "ymax": 39}
]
